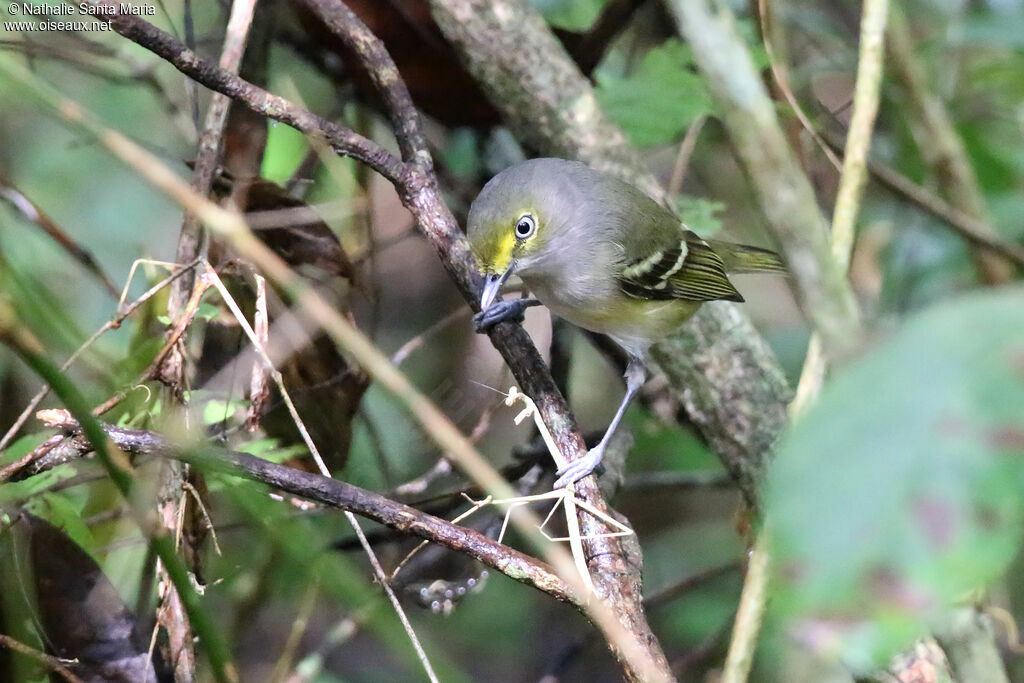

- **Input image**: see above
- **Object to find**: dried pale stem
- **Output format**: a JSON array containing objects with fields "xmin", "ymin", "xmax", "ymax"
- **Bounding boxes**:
[
  {"xmin": 0, "ymin": 258, "xmax": 199, "ymax": 454},
  {"xmin": 269, "ymin": 582, "xmax": 320, "ymax": 683},
  {"xmin": 668, "ymin": 0, "xmax": 862, "ymax": 360},
  {"xmin": 714, "ymin": 0, "xmax": 889, "ymax": 680},
  {"xmin": 792, "ymin": 0, "xmax": 890, "ymax": 416},
  {"xmin": 345, "ymin": 510, "xmax": 440, "ymax": 683}
]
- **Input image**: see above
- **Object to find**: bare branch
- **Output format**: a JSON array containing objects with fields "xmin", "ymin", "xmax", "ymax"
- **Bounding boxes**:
[
  {"xmin": 91, "ymin": 1, "xmax": 408, "ymax": 185},
  {"xmin": 295, "ymin": 0, "xmax": 432, "ymax": 170},
  {"xmin": 21, "ymin": 416, "xmax": 579, "ymax": 604},
  {"xmin": 886, "ymin": 6, "xmax": 1016, "ymax": 285}
]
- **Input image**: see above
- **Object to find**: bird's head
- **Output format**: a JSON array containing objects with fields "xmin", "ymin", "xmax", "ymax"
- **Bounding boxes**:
[{"xmin": 466, "ymin": 158, "xmax": 583, "ymax": 310}]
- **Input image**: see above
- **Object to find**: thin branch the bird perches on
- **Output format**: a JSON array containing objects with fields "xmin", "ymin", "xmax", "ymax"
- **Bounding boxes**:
[{"xmin": 429, "ymin": 0, "xmax": 791, "ymax": 508}]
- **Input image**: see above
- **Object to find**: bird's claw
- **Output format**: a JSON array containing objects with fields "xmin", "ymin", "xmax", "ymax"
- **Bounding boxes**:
[
  {"xmin": 473, "ymin": 299, "xmax": 539, "ymax": 332},
  {"xmin": 553, "ymin": 446, "xmax": 606, "ymax": 489}
]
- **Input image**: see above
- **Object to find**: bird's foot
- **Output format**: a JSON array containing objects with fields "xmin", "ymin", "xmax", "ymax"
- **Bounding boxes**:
[
  {"xmin": 553, "ymin": 445, "xmax": 606, "ymax": 489},
  {"xmin": 473, "ymin": 298, "xmax": 540, "ymax": 332}
]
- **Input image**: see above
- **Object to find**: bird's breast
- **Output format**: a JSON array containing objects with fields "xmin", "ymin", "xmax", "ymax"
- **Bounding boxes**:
[{"xmin": 521, "ymin": 272, "xmax": 700, "ymax": 357}]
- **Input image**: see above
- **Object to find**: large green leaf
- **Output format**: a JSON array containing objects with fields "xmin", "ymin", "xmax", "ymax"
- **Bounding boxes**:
[
  {"xmin": 764, "ymin": 287, "xmax": 1024, "ymax": 670},
  {"xmin": 596, "ymin": 40, "xmax": 712, "ymax": 148}
]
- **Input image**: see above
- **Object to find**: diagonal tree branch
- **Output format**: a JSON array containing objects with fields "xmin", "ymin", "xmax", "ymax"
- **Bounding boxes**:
[{"xmin": 427, "ymin": 0, "xmax": 791, "ymax": 509}]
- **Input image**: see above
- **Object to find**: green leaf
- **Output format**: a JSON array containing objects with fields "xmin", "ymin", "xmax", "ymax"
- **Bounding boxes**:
[
  {"xmin": 597, "ymin": 40, "xmax": 713, "ymax": 147},
  {"xmin": 195, "ymin": 300, "xmax": 221, "ymax": 322},
  {"xmin": 675, "ymin": 195, "xmax": 726, "ymax": 236},
  {"xmin": 764, "ymin": 287, "xmax": 1024, "ymax": 670},
  {"xmin": 261, "ymin": 121, "xmax": 309, "ymax": 185},
  {"xmin": 25, "ymin": 492, "xmax": 97, "ymax": 556},
  {"xmin": 531, "ymin": 0, "xmax": 608, "ymax": 31},
  {"xmin": 237, "ymin": 438, "xmax": 307, "ymax": 464},
  {"xmin": 202, "ymin": 398, "xmax": 249, "ymax": 426}
]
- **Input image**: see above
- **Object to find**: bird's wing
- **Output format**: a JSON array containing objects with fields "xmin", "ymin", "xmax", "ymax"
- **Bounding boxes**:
[{"xmin": 617, "ymin": 229, "xmax": 744, "ymax": 303}]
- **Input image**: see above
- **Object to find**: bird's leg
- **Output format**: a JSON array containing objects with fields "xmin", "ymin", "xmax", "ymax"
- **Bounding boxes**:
[
  {"xmin": 553, "ymin": 356, "xmax": 645, "ymax": 489},
  {"xmin": 473, "ymin": 298, "xmax": 542, "ymax": 332}
]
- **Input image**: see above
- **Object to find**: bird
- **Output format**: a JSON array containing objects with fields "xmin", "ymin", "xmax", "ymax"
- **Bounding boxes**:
[{"xmin": 466, "ymin": 158, "xmax": 786, "ymax": 488}]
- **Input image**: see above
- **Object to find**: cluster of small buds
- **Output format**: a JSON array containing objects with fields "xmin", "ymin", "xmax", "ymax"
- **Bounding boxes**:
[{"xmin": 411, "ymin": 570, "xmax": 490, "ymax": 615}]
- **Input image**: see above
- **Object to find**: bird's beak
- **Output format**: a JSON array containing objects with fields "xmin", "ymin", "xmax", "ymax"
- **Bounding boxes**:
[{"xmin": 480, "ymin": 265, "xmax": 513, "ymax": 311}]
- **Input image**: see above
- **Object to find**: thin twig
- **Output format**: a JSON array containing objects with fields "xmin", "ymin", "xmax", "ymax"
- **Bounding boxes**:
[
  {"xmin": 295, "ymin": 0, "xmax": 431, "ymax": 171},
  {"xmin": 792, "ymin": 0, "xmax": 890, "ymax": 414},
  {"xmin": 623, "ymin": 470, "xmax": 733, "ymax": 492},
  {"xmin": 0, "ymin": 257, "xmax": 200, "ymax": 455},
  {"xmin": 756, "ymin": 0, "xmax": 843, "ymax": 173},
  {"xmin": 390, "ymin": 307, "xmax": 470, "ymax": 367},
  {"xmin": 667, "ymin": 115, "xmax": 707, "ymax": 197},
  {"xmin": 720, "ymin": 533, "xmax": 770, "ymax": 683},
  {"xmin": 645, "ymin": 562, "xmax": 741, "ymax": 609},
  {"xmin": 851, "ymin": 143, "xmax": 1024, "ymax": 269},
  {"xmin": 346, "ymin": 510, "xmax": 440, "ymax": 683},
  {"xmin": 269, "ymin": 581, "xmax": 320, "ymax": 683},
  {"xmin": 0, "ymin": 633, "xmax": 84, "ymax": 683},
  {"xmin": 886, "ymin": 5, "xmax": 1015, "ymax": 284},
  {"xmin": 0, "ymin": 177, "xmax": 119, "ymax": 297}
]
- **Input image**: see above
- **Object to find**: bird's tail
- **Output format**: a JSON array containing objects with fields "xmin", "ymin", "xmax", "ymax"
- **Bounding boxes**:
[{"xmin": 708, "ymin": 241, "xmax": 787, "ymax": 274}]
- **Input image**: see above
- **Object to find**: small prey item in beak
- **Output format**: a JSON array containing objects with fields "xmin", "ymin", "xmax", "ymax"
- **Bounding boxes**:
[{"xmin": 480, "ymin": 265, "xmax": 513, "ymax": 311}]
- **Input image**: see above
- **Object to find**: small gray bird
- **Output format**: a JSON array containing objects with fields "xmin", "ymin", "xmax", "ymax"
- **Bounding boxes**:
[{"xmin": 467, "ymin": 158, "xmax": 785, "ymax": 487}]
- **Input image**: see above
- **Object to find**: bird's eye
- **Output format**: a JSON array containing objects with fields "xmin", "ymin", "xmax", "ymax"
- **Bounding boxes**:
[{"xmin": 514, "ymin": 214, "xmax": 536, "ymax": 240}]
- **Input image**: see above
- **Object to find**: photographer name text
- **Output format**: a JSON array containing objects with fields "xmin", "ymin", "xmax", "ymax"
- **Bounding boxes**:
[{"xmin": 8, "ymin": 3, "xmax": 155, "ymax": 16}]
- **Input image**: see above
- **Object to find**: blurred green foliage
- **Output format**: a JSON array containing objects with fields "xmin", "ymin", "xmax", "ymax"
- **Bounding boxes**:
[
  {"xmin": 597, "ymin": 39, "xmax": 712, "ymax": 148},
  {"xmin": 532, "ymin": 0, "xmax": 610, "ymax": 31},
  {"xmin": 765, "ymin": 287, "xmax": 1024, "ymax": 669}
]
